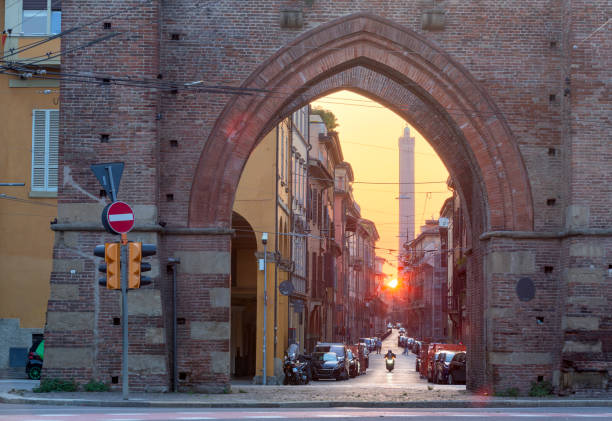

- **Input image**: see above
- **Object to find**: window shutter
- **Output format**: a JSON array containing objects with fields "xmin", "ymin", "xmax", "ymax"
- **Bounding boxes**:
[
  {"xmin": 47, "ymin": 110, "xmax": 59, "ymax": 190},
  {"xmin": 31, "ymin": 110, "xmax": 59, "ymax": 192},
  {"xmin": 23, "ymin": 0, "xmax": 47, "ymax": 10},
  {"xmin": 31, "ymin": 110, "xmax": 47, "ymax": 191}
]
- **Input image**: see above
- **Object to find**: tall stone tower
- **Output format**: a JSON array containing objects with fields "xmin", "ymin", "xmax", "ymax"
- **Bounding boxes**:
[{"xmin": 398, "ymin": 127, "xmax": 415, "ymax": 257}]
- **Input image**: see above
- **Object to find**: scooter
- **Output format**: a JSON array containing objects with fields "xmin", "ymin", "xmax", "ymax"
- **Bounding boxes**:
[
  {"xmin": 283, "ymin": 344, "xmax": 311, "ymax": 385},
  {"xmin": 385, "ymin": 355, "xmax": 395, "ymax": 372}
]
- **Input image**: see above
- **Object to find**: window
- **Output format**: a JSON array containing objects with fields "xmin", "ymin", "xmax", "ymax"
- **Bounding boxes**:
[
  {"xmin": 31, "ymin": 109, "xmax": 59, "ymax": 193},
  {"xmin": 22, "ymin": 0, "xmax": 61, "ymax": 35}
]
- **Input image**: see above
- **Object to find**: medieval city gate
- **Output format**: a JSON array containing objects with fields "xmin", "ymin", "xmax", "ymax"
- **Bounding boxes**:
[{"xmin": 47, "ymin": 2, "xmax": 610, "ymax": 395}]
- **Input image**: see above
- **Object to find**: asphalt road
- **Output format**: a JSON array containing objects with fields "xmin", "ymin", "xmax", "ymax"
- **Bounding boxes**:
[
  {"xmin": 314, "ymin": 329, "xmax": 464, "ymax": 390},
  {"xmin": 1, "ymin": 405, "xmax": 611, "ymax": 420}
]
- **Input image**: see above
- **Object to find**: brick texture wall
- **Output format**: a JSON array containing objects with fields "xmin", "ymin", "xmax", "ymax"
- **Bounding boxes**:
[{"xmin": 47, "ymin": 0, "xmax": 610, "ymax": 394}]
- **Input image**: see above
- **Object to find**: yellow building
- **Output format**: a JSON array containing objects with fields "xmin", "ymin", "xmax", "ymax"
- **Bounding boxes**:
[
  {"xmin": 231, "ymin": 115, "xmax": 293, "ymax": 384},
  {"xmin": 0, "ymin": 0, "xmax": 60, "ymax": 376}
]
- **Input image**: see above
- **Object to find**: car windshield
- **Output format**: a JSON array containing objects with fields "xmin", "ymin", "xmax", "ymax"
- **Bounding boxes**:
[
  {"xmin": 315, "ymin": 345, "xmax": 345, "ymax": 357},
  {"xmin": 445, "ymin": 352, "xmax": 456, "ymax": 362},
  {"xmin": 314, "ymin": 352, "xmax": 337, "ymax": 362}
]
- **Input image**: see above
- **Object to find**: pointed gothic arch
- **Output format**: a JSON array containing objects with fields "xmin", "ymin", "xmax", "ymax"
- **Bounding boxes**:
[{"xmin": 189, "ymin": 13, "xmax": 533, "ymax": 236}]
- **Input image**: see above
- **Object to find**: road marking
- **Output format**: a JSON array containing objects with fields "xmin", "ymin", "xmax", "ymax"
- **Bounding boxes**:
[{"xmin": 108, "ymin": 419, "xmax": 143, "ymax": 421}]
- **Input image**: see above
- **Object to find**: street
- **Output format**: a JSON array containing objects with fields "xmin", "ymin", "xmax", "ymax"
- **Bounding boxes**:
[
  {"xmin": 1, "ymin": 405, "xmax": 611, "ymax": 420},
  {"xmin": 4, "ymin": 331, "xmax": 609, "ymax": 419},
  {"xmin": 310, "ymin": 330, "xmax": 464, "ymax": 390}
]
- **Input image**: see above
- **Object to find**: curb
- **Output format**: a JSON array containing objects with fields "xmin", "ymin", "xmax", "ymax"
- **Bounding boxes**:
[{"xmin": 1, "ymin": 394, "xmax": 611, "ymax": 409}]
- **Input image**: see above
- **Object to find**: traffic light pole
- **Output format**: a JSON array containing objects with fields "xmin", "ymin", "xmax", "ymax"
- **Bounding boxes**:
[{"xmin": 120, "ymin": 233, "xmax": 129, "ymax": 400}]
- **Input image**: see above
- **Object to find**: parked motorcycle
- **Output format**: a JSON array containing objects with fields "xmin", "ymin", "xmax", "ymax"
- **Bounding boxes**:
[
  {"xmin": 25, "ymin": 340, "xmax": 44, "ymax": 380},
  {"xmin": 283, "ymin": 344, "xmax": 311, "ymax": 385}
]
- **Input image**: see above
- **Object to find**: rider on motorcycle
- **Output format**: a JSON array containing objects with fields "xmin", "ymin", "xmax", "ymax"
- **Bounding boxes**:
[{"xmin": 385, "ymin": 349, "xmax": 396, "ymax": 359}]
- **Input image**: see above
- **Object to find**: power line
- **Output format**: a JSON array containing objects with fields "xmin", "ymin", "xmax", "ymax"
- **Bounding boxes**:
[
  {"xmin": 1, "ymin": 11, "xmax": 124, "ymax": 61},
  {"xmin": 0, "ymin": 193, "xmax": 58, "ymax": 208}
]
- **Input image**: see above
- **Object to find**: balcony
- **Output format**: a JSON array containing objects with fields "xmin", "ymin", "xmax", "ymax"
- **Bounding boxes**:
[{"xmin": 447, "ymin": 295, "xmax": 460, "ymax": 315}]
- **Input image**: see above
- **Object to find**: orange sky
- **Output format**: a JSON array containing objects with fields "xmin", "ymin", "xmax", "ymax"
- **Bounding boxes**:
[{"xmin": 312, "ymin": 91, "xmax": 451, "ymax": 277}]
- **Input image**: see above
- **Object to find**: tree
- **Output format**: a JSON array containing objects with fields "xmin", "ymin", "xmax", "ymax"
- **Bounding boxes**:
[{"xmin": 311, "ymin": 107, "xmax": 338, "ymax": 131}]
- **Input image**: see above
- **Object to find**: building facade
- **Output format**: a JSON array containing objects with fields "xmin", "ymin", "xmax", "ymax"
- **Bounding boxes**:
[
  {"xmin": 0, "ymin": 0, "xmax": 60, "ymax": 377},
  {"xmin": 8, "ymin": 1, "xmax": 608, "ymax": 395},
  {"xmin": 404, "ymin": 220, "xmax": 447, "ymax": 342}
]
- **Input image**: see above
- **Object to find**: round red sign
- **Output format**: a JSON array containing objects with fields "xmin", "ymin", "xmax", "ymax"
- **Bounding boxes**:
[{"xmin": 104, "ymin": 201, "xmax": 135, "ymax": 234}]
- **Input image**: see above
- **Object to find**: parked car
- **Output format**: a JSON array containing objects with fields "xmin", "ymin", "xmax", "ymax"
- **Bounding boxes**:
[
  {"xmin": 434, "ymin": 351, "xmax": 457, "ymax": 384},
  {"xmin": 412, "ymin": 340, "xmax": 422, "ymax": 355},
  {"xmin": 420, "ymin": 343, "xmax": 466, "ymax": 382},
  {"xmin": 359, "ymin": 337, "xmax": 375, "ymax": 353},
  {"xmin": 448, "ymin": 351, "xmax": 466, "ymax": 384},
  {"xmin": 407, "ymin": 337, "xmax": 415, "ymax": 350},
  {"xmin": 312, "ymin": 343, "xmax": 350, "ymax": 380},
  {"xmin": 427, "ymin": 351, "xmax": 442, "ymax": 382},
  {"xmin": 399, "ymin": 327, "xmax": 406, "ymax": 335},
  {"xmin": 311, "ymin": 352, "xmax": 349, "ymax": 381}
]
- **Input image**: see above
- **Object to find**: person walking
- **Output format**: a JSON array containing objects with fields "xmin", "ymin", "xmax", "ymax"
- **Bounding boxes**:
[{"xmin": 376, "ymin": 338, "xmax": 382, "ymax": 354}]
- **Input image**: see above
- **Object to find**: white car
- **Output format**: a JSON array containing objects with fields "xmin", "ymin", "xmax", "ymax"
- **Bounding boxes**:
[{"xmin": 387, "ymin": 323, "xmax": 393, "ymax": 329}]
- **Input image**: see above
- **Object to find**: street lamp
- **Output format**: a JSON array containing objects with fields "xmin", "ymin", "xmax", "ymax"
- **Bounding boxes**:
[{"xmin": 261, "ymin": 232, "xmax": 268, "ymax": 385}]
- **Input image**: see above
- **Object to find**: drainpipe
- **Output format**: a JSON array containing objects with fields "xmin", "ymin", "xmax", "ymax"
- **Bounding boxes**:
[{"xmin": 167, "ymin": 257, "xmax": 181, "ymax": 392}]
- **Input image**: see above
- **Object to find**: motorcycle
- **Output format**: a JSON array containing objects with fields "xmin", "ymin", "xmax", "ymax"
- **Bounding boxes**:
[
  {"xmin": 283, "ymin": 344, "xmax": 311, "ymax": 385},
  {"xmin": 385, "ymin": 354, "xmax": 395, "ymax": 372},
  {"xmin": 26, "ymin": 340, "xmax": 44, "ymax": 380}
]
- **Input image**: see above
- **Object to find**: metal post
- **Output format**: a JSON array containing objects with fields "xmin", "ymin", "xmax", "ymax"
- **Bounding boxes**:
[
  {"xmin": 262, "ymin": 233, "xmax": 268, "ymax": 385},
  {"xmin": 120, "ymin": 234, "xmax": 129, "ymax": 400},
  {"xmin": 107, "ymin": 167, "xmax": 117, "ymax": 202}
]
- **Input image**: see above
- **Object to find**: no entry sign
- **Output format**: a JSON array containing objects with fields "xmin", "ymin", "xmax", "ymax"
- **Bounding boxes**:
[{"xmin": 102, "ymin": 201, "xmax": 135, "ymax": 234}]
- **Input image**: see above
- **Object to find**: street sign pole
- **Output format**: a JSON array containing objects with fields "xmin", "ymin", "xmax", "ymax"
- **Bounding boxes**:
[
  {"xmin": 120, "ymin": 233, "xmax": 129, "ymax": 400},
  {"xmin": 107, "ymin": 166, "xmax": 117, "ymax": 203}
]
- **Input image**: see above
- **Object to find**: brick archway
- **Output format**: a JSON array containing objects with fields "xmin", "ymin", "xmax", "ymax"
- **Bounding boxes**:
[{"xmin": 189, "ymin": 13, "xmax": 533, "ymax": 234}]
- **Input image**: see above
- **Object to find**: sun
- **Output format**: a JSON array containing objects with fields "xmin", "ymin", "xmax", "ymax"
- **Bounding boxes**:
[{"xmin": 388, "ymin": 278, "xmax": 398, "ymax": 289}]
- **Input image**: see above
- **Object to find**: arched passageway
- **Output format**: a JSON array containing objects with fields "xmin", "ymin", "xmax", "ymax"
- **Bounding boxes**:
[
  {"xmin": 230, "ymin": 212, "xmax": 258, "ymax": 379},
  {"xmin": 49, "ymin": 1, "xmax": 611, "ymax": 396},
  {"xmin": 188, "ymin": 14, "xmax": 533, "ymax": 390}
]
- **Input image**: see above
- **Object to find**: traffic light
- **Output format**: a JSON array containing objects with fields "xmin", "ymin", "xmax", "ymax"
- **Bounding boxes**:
[
  {"xmin": 94, "ymin": 243, "xmax": 120, "ymax": 289},
  {"xmin": 127, "ymin": 242, "xmax": 156, "ymax": 288}
]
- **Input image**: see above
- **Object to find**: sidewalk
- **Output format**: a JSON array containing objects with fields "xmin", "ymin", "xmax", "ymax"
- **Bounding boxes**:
[{"xmin": 1, "ymin": 380, "xmax": 610, "ymax": 408}]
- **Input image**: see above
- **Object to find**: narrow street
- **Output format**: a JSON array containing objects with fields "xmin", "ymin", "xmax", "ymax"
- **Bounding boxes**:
[{"xmin": 309, "ymin": 329, "xmax": 465, "ymax": 390}]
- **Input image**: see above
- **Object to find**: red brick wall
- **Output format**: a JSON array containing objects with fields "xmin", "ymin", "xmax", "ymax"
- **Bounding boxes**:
[{"xmin": 47, "ymin": 1, "xmax": 610, "ymax": 394}]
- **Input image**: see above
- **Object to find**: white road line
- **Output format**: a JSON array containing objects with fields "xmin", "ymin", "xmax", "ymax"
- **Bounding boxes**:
[{"xmin": 108, "ymin": 419, "xmax": 143, "ymax": 421}]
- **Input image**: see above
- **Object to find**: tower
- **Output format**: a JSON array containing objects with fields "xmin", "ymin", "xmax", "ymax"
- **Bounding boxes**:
[{"xmin": 398, "ymin": 127, "xmax": 415, "ymax": 258}]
